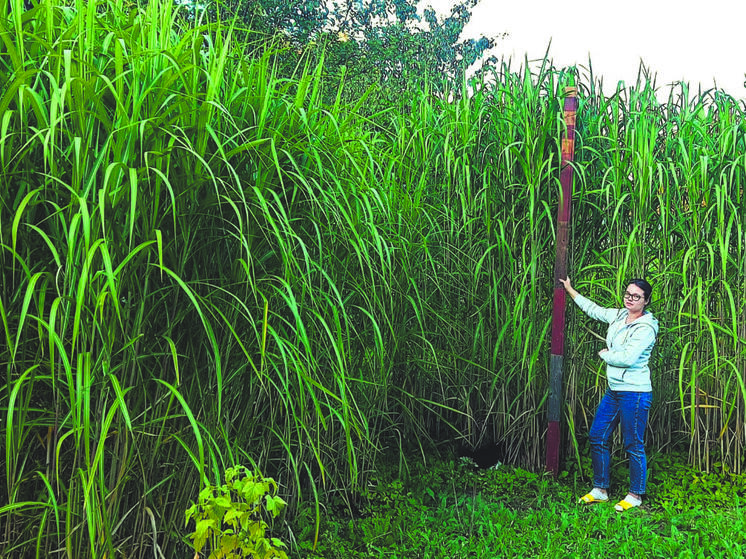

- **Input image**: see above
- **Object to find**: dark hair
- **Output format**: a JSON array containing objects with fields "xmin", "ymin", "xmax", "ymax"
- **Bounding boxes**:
[{"xmin": 627, "ymin": 278, "xmax": 653, "ymax": 305}]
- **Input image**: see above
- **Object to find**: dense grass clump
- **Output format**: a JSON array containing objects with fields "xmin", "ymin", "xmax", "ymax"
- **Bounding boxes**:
[{"xmin": 1, "ymin": 1, "xmax": 745, "ymax": 556}]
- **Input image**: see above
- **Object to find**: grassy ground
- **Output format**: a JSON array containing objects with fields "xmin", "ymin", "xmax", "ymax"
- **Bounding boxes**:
[{"xmin": 292, "ymin": 452, "xmax": 746, "ymax": 558}]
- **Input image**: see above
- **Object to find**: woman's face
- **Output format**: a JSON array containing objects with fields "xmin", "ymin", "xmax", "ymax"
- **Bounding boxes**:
[{"xmin": 623, "ymin": 283, "xmax": 647, "ymax": 313}]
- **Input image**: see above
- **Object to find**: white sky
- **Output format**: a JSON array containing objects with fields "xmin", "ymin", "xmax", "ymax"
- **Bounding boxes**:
[{"xmin": 425, "ymin": 0, "xmax": 746, "ymax": 101}]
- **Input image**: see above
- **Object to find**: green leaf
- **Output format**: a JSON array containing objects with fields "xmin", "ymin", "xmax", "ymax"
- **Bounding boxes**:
[
  {"xmin": 223, "ymin": 507, "xmax": 242, "ymax": 526},
  {"xmin": 185, "ymin": 504, "xmax": 198, "ymax": 526},
  {"xmin": 242, "ymin": 481, "xmax": 268, "ymax": 505},
  {"xmin": 192, "ymin": 518, "xmax": 216, "ymax": 551},
  {"xmin": 214, "ymin": 496, "xmax": 231, "ymax": 508}
]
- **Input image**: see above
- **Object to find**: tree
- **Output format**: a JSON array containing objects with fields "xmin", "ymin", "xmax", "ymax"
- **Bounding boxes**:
[{"xmin": 204, "ymin": 0, "xmax": 501, "ymax": 100}]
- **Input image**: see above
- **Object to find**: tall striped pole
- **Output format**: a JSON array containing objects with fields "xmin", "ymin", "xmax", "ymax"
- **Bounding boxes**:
[{"xmin": 546, "ymin": 85, "xmax": 578, "ymax": 477}]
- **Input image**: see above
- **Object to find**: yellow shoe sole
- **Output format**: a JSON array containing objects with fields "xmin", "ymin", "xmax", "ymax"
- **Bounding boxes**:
[
  {"xmin": 614, "ymin": 498, "xmax": 640, "ymax": 511},
  {"xmin": 578, "ymin": 492, "xmax": 608, "ymax": 504}
]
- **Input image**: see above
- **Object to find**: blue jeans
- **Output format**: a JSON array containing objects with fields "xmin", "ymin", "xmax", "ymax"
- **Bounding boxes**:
[{"xmin": 589, "ymin": 389, "xmax": 652, "ymax": 494}]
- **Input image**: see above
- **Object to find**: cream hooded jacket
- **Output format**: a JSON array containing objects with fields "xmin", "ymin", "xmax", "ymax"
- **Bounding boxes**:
[{"xmin": 573, "ymin": 294, "xmax": 659, "ymax": 392}]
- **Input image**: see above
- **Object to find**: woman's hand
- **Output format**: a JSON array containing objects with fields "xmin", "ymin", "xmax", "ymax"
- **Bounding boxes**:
[
  {"xmin": 598, "ymin": 349, "xmax": 608, "ymax": 358},
  {"xmin": 559, "ymin": 277, "xmax": 579, "ymax": 299}
]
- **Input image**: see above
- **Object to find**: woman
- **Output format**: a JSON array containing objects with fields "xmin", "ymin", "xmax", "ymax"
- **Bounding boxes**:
[{"xmin": 560, "ymin": 277, "xmax": 659, "ymax": 512}]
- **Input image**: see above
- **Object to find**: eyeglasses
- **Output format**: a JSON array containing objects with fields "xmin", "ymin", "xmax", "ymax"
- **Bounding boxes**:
[{"xmin": 623, "ymin": 292, "xmax": 644, "ymax": 302}]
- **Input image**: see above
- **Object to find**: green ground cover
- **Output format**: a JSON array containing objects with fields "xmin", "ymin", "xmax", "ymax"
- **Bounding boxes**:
[{"xmin": 294, "ymin": 454, "xmax": 746, "ymax": 558}]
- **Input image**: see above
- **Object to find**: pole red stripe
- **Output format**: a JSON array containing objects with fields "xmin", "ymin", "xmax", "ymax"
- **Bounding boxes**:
[{"xmin": 550, "ymin": 288, "xmax": 567, "ymax": 355}]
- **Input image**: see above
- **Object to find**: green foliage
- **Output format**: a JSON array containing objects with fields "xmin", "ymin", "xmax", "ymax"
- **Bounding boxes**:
[
  {"xmin": 296, "ymin": 455, "xmax": 746, "ymax": 558},
  {"xmin": 648, "ymin": 453, "xmax": 746, "ymax": 511},
  {"xmin": 207, "ymin": 0, "xmax": 498, "ymax": 102},
  {"xmin": 185, "ymin": 466, "xmax": 288, "ymax": 559}
]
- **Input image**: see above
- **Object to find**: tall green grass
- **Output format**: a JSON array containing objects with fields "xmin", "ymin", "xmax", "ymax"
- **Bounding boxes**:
[{"xmin": 1, "ymin": 1, "xmax": 745, "ymax": 556}]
